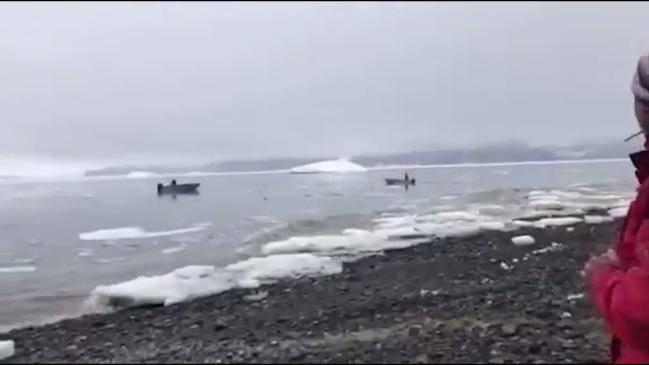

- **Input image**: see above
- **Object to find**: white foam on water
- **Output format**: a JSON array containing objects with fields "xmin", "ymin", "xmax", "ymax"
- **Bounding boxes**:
[
  {"xmin": 89, "ymin": 253, "xmax": 341, "ymax": 308},
  {"xmin": 0, "ymin": 340, "xmax": 14, "ymax": 360},
  {"xmin": 0, "ymin": 265, "xmax": 36, "ymax": 273},
  {"xmin": 511, "ymin": 235, "xmax": 535, "ymax": 246},
  {"xmin": 161, "ymin": 244, "xmax": 187, "ymax": 255},
  {"xmin": 439, "ymin": 195, "xmax": 458, "ymax": 201},
  {"xmin": 12, "ymin": 256, "xmax": 38, "ymax": 264},
  {"xmin": 584, "ymin": 215, "xmax": 615, "ymax": 224},
  {"xmin": 79, "ymin": 223, "xmax": 211, "ymax": 241},
  {"xmin": 95, "ymin": 257, "xmax": 127, "ymax": 264},
  {"xmin": 77, "ymin": 250, "xmax": 94, "ymax": 257}
]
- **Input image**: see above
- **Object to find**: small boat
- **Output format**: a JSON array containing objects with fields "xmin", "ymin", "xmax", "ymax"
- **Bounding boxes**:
[
  {"xmin": 385, "ymin": 178, "xmax": 416, "ymax": 186},
  {"xmin": 157, "ymin": 182, "xmax": 200, "ymax": 195}
]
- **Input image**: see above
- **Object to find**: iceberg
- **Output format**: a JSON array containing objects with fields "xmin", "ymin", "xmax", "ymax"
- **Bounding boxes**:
[{"xmin": 289, "ymin": 159, "xmax": 367, "ymax": 174}]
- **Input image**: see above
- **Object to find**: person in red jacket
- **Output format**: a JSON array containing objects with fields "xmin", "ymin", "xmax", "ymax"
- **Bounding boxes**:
[{"xmin": 585, "ymin": 54, "xmax": 649, "ymax": 364}]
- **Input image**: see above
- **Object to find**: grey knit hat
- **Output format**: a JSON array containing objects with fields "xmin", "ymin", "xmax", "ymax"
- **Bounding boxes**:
[{"xmin": 632, "ymin": 54, "xmax": 649, "ymax": 109}]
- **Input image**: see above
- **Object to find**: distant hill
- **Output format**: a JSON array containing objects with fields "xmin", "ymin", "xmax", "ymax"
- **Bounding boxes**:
[{"xmin": 83, "ymin": 140, "xmax": 638, "ymax": 177}]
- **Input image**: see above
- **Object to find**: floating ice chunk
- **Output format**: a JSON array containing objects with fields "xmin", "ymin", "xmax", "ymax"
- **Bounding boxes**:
[
  {"xmin": 512, "ymin": 220, "xmax": 535, "ymax": 228},
  {"xmin": 479, "ymin": 221, "xmax": 508, "ymax": 231},
  {"xmin": 534, "ymin": 217, "xmax": 582, "ymax": 227},
  {"xmin": 584, "ymin": 215, "xmax": 615, "ymax": 224},
  {"xmin": 0, "ymin": 340, "xmax": 14, "ymax": 360},
  {"xmin": 0, "ymin": 265, "xmax": 36, "ymax": 273},
  {"xmin": 431, "ymin": 211, "xmax": 479, "ymax": 222},
  {"xmin": 511, "ymin": 235, "xmax": 535, "ymax": 246},
  {"xmin": 566, "ymin": 227, "xmax": 575, "ymax": 232},
  {"xmin": 561, "ymin": 312, "xmax": 573, "ymax": 319},
  {"xmin": 528, "ymin": 199, "xmax": 565, "ymax": 210},
  {"xmin": 80, "ymin": 223, "xmax": 211, "ymax": 241},
  {"xmin": 500, "ymin": 262, "xmax": 513, "ymax": 271},
  {"xmin": 413, "ymin": 221, "xmax": 482, "ymax": 238},
  {"xmin": 476, "ymin": 205, "xmax": 508, "ymax": 216},
  {"xmin": 161, "ymin": 244, "xmax": 187, "ymax": 255},
  {"xmin": 289, "ymin": 159, "xmax": 367, "ymax": 174}
]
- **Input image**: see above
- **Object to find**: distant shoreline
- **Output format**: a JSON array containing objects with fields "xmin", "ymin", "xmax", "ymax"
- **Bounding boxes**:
[{"xmin": 0, "ymin": 157, "xmax": 629, "ymax": 185}]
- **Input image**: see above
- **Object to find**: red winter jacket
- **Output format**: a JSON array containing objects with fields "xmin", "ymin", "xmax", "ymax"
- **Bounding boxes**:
[{"xmin": 589, "ymin": 144, "xmax": 649, "ymax": 363}]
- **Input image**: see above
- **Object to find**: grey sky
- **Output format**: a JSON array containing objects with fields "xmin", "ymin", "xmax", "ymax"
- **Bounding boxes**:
[{"xmin": 1, "ymin": 2, "xmax": 648, "ymax": 165}]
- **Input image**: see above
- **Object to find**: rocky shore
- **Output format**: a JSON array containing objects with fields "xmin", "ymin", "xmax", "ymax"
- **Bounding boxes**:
[{"xmin": 1, "ymin": 221, "xmax": 617, "ymax": 363}]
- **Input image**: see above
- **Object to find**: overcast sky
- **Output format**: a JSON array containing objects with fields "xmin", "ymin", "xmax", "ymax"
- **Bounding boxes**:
[{"xmin": 0, "ymin": 2, "xmax": 648, "ymax": 165}]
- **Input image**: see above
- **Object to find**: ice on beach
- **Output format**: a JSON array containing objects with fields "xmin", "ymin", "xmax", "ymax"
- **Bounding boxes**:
[
  {"xmin": 0, "ymin": 340, "xmax": 14, "ymax": 361},
  {"xmin": 0, "ymin": 265, "xmax": 36, "ymax": 273},
  {"xmin": 289, "ymin": 159, "xmax": 367, "ymax": 174},
  {"xmin": 261, "ymin": 230, "xmax": 386, "ymax": 256},
  {"xmin": 584, "ymin": 215, "xmax": 615, "ymax": 224},
  {"xmin": 79, "ymin": 223, "xmax": 211, "ymax": 241},
  {"xmin": 609, "ymin": 206, "xmax": 629, "ymax": 218},
  {"xmin": 90, "ymin": 253, "xmax": 341, "ymax": 308},
  {"xmin": 511, "ymin": 235, "xmax": 535, "ymax": 246},
  {"xmin": 567, "ymin": 293, "xmax": 584, "ymax": 301},
  {"xmin": 161, "ymin": 244, "xmax": 187, "ymax": 255},
  {"xmin": 532, "ymin": 242, "xmax": 565, "ymax": 255}
]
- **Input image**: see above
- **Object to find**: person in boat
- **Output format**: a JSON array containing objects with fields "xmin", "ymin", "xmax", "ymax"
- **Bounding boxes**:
[
  {"xmin": 404, "ymin": 172, "xmax": 409, "ymax": 182},
  {"xmin": 584, "ymin": 53, "xmax": 649, "ymax": 364},
  {"xmin": 171, "ymin": 179, "xmax": 177, "ymax": 186}
]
